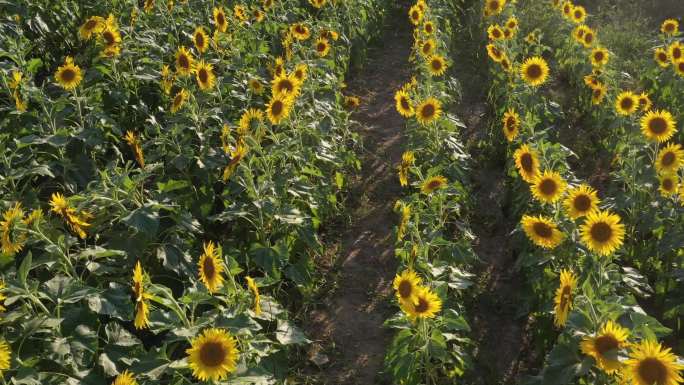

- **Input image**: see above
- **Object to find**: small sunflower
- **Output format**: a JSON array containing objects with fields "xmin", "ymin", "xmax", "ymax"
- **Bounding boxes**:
[
  {"xmin": 581, "ymin": 28, "xmax": 596, "ymax": 48},
  {"xmin": 55, "ymin": 56, "xmax": 83, "ymax": 90},
  {"xmin": 112, "ymin": 370, "xmax": 138, "ymax": 385},
  {"xmin": 292, "ymin": 63, "xmax": 308, "ymax": 83},
  {"xmin": 571, "ymin": 5, "xmax": 586, "ymax": 23},
  {"xmin": 426, "ymin": 55, "xmax": 447, "ymax": 76},
  {"xmin": 661, "ymin": 19, "xmax": 680, "ymax": 35},
  {"xmin": 245, "ymin": 276, "xmax": 261, "ymax": 316},
  {"xmin": 487, "ymin": 24, "xmax": 505, "ymax": 41},
  {"xmin": 213, "ymin": 7, "xmax": 228, "ymax": 33},
  {"xmin": 485, "ymin": 0, "xmax": 505, "ymax": 16},
  {"xmin": 521, "ymin": 215, "xmax": 564, "ymax": 249},
  {"xmin": 170, "ymin": 89, "xmax": 189, "ymax": 113},
  {"xmin": 591, "ymin": 83, "xmax": 607, "ymax": 105},
  {"xmin": 505, "ymin": 16, "xmax": 518, "ymax": 30},
  {"xmin": 554, "ymin": 269, "xmax": 577, "ymax": 327},
  {"xmin": 393, "ymin": 270, "xmax": 422, "ymax": 304},
  {"xmin": 655, "ymin": 48, "xmax": 671, "ymax": 68},
  {"xmin": 266, "ymin": 94, "xmax": 293, "ymax": 125},
  {"xmin": 314, "ymin": 37, "xmax": 330, "ymax": 57},
  {"xmin": 223, "ymin": 144, "xmax": 248, "ymax": 181},
  {"xmin": 420, "ymin": 39, "xmax": 436, "ymax": 57},
  {"xmin": 655, "ymin": 143, "xmax": 684, "ymax": 173},
  {"xmin": 659, "ymin": 173, "xmax": 679, "ymax": 197},
  {"xmin": 79, "ymin": 16, "xmax": 105, "ymax": 40},
  {"xmin": 194, "ymin": 60, "xmax": 216, "ymax": 91},
  {"xmin": 580, "ymin": 210, "xmax": 625, "ymax": 256},
  {"xmin": 573, "ymin": 24, "xmax": 590, "ymax": 42},
  {"xmin": 408, "ymin": 5, "xmax": 423, "ymax": 26},
  {"xmin": 580, "ymin": 320, "xmax": 629, "ymax": 374},
  {"xmin": 514, "ymin": 144, "xmax": 541, "ymax": 182},
  {"xmin": 668, "ymin": 42, "xmax": 683, "ymax": 63},
  {"xmin": 502, "ymin": 108, "xmax": 520, "ymax": 142},
  {"xmin": 186, "ymin": 328, "xmax": 239, "ymax": 382},
  {"xmin": 530, "ymin": 171, "xmax": 567, "ymax": 204},
  {"xmin": 100, "ymin": 17, "xmax": 122, "ymax": 58},
  {"xmin": 397, "ymin": 202, "xmax": 411, "ymax": 240},
  {"xmin": 590, "ymin": 47, "xmax": 609, "ymax": 67},
  {"xmin": 563, "ymin": 184, "xmax": 600, "ymax": 219},
  {"xmin": 420, "ymin": 175, "xmax": 448, "ymax": 194},
  {"xmin": 641, "ymin": 110, "xmax": 677, "ymax": 143},
  {"xmin": 193, "ymin": 26, "xmax": 209, "ymax": 54},
  {"xmin": 486, "ymin": 44, "xmax": 504, "ymax": 62},
  {"xmin": 175, "ymin": 46, "xmax": 194, "ymax": 77},
  {"xmin": 638, "ymin": 92, "xmax": 653, "ymax": 112},
  {"xmin": 1, "ymin": 203, "xmax": 27, "ymax": 256},
  {"xmin": 615, "ymin": 91, "xmax": 639, "ymax": 116},
  {"xmin": 234, "ymin": 4, "xmax": 248, "ymax": 22},
  {"xmin": 674, "ymin": 59, "xmax": 684, "ymax": 77},
  {"xmin": 344, "ymin": 95, "xmax": 360, "ymax": 110},
  {"xmin": 423, "ymin": 21, "xmax": 435, "ymax": 35},
  {"xmin": 198, "ymin": 241, "xmax": 225, "ymax": 293},
  {"xmin": 415, "ymin": 97, "xmax": 442, "ymax": 126},
  {"xmin": 520, "ymin": 56, "xmax": 550, "ymax": 87},
  {"xmin": 562, "ymin": 1, "xmax": 574, "ymax": 18},
  {"xmin": 0, "ymin": 340, "xmax": 10, "ymax": 374},
  {"xmin": 290, "ymin": 23, "xmax": 311, "ymax": 40},
  {"xmin": 400, "ymin": 286, "xmax": 442, "ymax": 319},
  {"xmin": 248, "ymin": 78, "xmax": 264, "ymax": 95},
  {"xmin": 238, "ymin": 108, "xmax": 264, "ymax": 134},
  {"xmin": 624, "ymin": 340, "xmax": 684, "ymax": 385},
  {"xmin": 398, "ymin": 150, "xmax": 415, "ymax": 187}
]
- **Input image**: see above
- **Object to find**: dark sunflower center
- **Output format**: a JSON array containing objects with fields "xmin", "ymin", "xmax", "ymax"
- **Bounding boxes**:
[
  {"xmin": 574, "ymin": 10, "xmax": 582, "ymax": 19},
  {"xmin": 421, "ymin": 104, "xmax": 435, "ymax": 119},
  {"xmin": 539, "ymin": 179, "xmax": 558, "ymax": 196},
  {"xmin": 658, "ymin": 52, "xmax": 668, "ymax": 62},
  {"xmin": 199, "ymin": 69, "xmax": 208, "ymax": 83},
  {"xmin": 649, "ymin": 117, "xmax": 667, "ymax": 134},
  {"xmin": 425, "ymin": 24, "xmax": 433, "ymax": 33},
  {"xmin": 278, "ymin": 80, "xmax": 294, "ymax": 93},
  {"xmin": 431, "ymin": 59, "xmax": 442, "ymax": 71},
  {"xmin": 678, "ymin": 62, "xmax": 684, "ymax": 72},
  {"xmin": 427, "ymin": 179, "xmax": 442, "ymax": 190},
  {"xmin": 594, "ymin": 335, "xmax": 619, "ymax": 355},
  {"xmin": 179, "ymin": 54, "xmax": 190, "ymax": 69},
  {"xmin": 620, "ymin": 97, "xmax": 634, "ymax": 110},
  {"xmin": 295, "ymin": 70, "xmax": 304, "ymax": 79},
  {"xmin": 559, "ymin": 286, "xmax": 571, "ymax": 309},
  {"xmin": 663, "ymin": 178, "xmax": 674, "ymax": 191},
  {"xmin": 593, "ymin": 88, "xmax": 602, "ymax": 98},
  {"xmin": 398, "ymin": 280, "xmax": 412, "ymax": 298},
  {"xmin": 317, "ymin": 42, "xmax": 326, "ymax": 52},
  {"xmin": 217, "ymin": 12, "xmax": 225, "ymax": 26},
  {"xmin": 400, "ymin": 97, "xmax": 410, "ymax": 110},
  {"xmin": 638, "ymin": 358, "xmax": 668, "ymax": 385},
  {"xmin": 414, "ymin": 297, "xmax": 429, "ymax": 313},
  {"xmin": 662, "ymin": 151, "xmax": 676, "ymax": 166},
  {"xmin": 488, "ymin": 0, "xmax": 500, "ymax": 11},
  {"xmin": 594, "ymin": 51, "xmax": 604, "ymax": 61},
  {"xmin": 103, "ymin": 31, "xmax": 115, "ymax": 45},
  {"xmin": 506, "ymin": 116, "xmax": 516, "ymax": 130},
  {"xmin": 422, "ymin": 43, "xmax": 432, "ymax": 54},
  {"xmin": 673, "ymin": 48, "xmax": 682, "ymax": 60},
  {"xmin": 61, "ymin": 68, "xmax": 76, "ymax": 82},
  {"xmin": 533, "ymin": 222, "xmax": 552, "ymax": 238},
  {"xmin": 665, "ymin": 23, "xmax": 675, "ymax": 33},
  {"xmin": 526, "ymin": 64, "xmax": 542, "ymax": 79},
  {"xmin": 573, "ymin": 194, "xmax": 592, "ymax": 212},
  {"xmin": 590, "ymin": 222, "xmax": 612, "ymax": 243},
  {"xmin": 564, "ymin": 5, "xmax": 571, "ymax": 14},
  {"xmin": 491, "ymin": 47, "xmax": 501, "ymax": 58},
  {"xmin": 493, "ymin": 29, "xmax": 502, "ymax": 38},
  {"xmin": 272, "ymin": 100, "xmax": 284, "ymax": 116},
  {"xmin": 295, "ymin": 25, "xmax": 305, "ymax": 34},
  {"xmin": 196, "ymin": 33, "xmax": 205, "ymax": 48},
  {"xmin": 520, "ymin": 153, "xmax": 533, "ymax": 172},
  {"xmin": 584, "ymin": 33, "xmax": 594, "ymax": 44},
  {"xmin": 203, "ymin": 257, "xmax": 216, "ymax": 280},
  {"xmin": 639, "ymin": 98, "xmax": 649, "ymax": 107},
  {"xmin": 85, "ymin": 19, "xmax": 98, "ymax": 31},
  {"xmin": 199, "ymin": 341, "xmax": 226, "ymax": 367},
  {"xmin": 173, "ymin": 93, "xmax": 184, "ymax": 106}
]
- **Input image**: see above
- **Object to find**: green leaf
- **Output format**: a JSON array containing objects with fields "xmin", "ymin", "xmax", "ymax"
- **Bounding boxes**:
[
  {"xmin": 122, "ymin": 205, "xmax": 159, "ymax": 237},
  {"xmin": 18, "ymin": 251, "xmax": 32, "ymax": 287},
  {"xmin": 275, "ymin": 320, "xmax": 309, "ymax": 345}
]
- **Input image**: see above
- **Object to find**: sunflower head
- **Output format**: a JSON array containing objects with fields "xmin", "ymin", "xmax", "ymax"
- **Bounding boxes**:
[
  {"xmin": 271, "ymin": 73, "xmax": 300, "ymax": 98},
  {"xmin": 420, "ymin": 39, "xmax": 436, "ymax": 57},
  {"xmin": 486, "ymin": 44, "xmax": 504, "ymax": 62},
  {"xmin": 238, "ymin": 108, "xmax": 264, "ymax": 134},
  {"xmin": 502, "ymin": 108, "xmax": 520, "ymax": 142},
  {"xmin": 571, "ymin": 5, "xmax": 586, "ymax": 23},
  {"xmin": 580, "ymin": 210, "xmax": 626, "ymax": 256},
  {"xmin": 656, "ymin": 143, "xmax": 684, "ymax": 173},
  {"xmin": 641, "ymin": 110, "xmax": 677, "ymax": 143},
  {"xmin": 1, "ymin": 202, "xmax": 27, "ymax": 255},
  {"xmin": 420, "ymin": 175, "xmax": 448, "ymax": 194},
  {"xmin": 615, "ymin": 91, "xmax": 639, "ymax": 116},
  {"xmin": 314, "ymin": 37, "xmax": 330, "ymax": 57},
  {"xmin": 290, "ymin": 23, "xmax": 311, "ymax": 40},
  {"xmin": 669, "ymin": 42, "xmax": 683, "ymax": 62},
  {"xmin": 624, "ymin": 340, "xmax": 684, "ymax": 385},
  {"xmin": 393, "ymin": 270, "xmax": 422, "ymax": 303},
  {"xmin": 514, "ymin": 144, "xmax": 540, "ymax": 182},
  {"xmin": 423, "ymin": 21, "xmax": 435, "ymax": 35},
  {"xmin": 485, "ymin": 0, "xmax": 505, "ymax": 16},
  {"xmin": 415, "ymin": 97, "xmax": 442, "ymax": 125},
  {"xmin": 505, "ymin": 16, "xmax": 518, "ymax": 30},
  {"xmin": 520, "ymin": 56, "xmax": 550, "ymax": 87},
  {"xmin": 580, "ymin": 320, "xmax": 629, "ymax": 374},
  {"xmin": 198, "ymin": 241, "xmax": 225, "ymax": 293},
  {"xmin": 562, "ymin": 1, "xmax": 573, "ymax": 17},
  {"xmin": 638, "ymin": 92, "xmax": 653, "ymax": 112},
  {"xmin": 590, "ymin": 47, "xmax": 609, "ymax": 67},
  {"xmin": 553, "ymin": 269, "xmax": 577, "ymax": 327},
  {"xmin": 591, "ymin": 83, "xmax": 607, "ymax": 105},
  {"xmin": 79, "ymin": 16, "xmax": 105, "ymax": 40},
  {"xmin": 193, "ymin": 26, "xmax": 209, "ymax": 54},
  {"xmin": 175, "ymin": 46, "xmax": 194, "ymax": 76},
  {"xmin": 399, "ymin": 286, "xmax": 442, "ymax": 319},
  {"xmin": 661, "ymin": 19, "xmax": 680, "ymax": 35},
  {"xmin": 659, "ymin": 173, "xmax": 679, "ymax": 197},
  {"xmin": 213, "ymin": 7, "xmax": 228, "ymax": 33},
  {"xmin": 186, "ymin": 328, "xmax": 239, "ymax": 382},
  {"xmin": 564, "ymin": 184, "xmax": 600, "ymax": 219},
  {"xmin": 0, "ymin": 340, "xmax": 11, "ymax": 373},
  {"xmin": 194, "ymin": 60, "xmax": 216, "ymax": 91},
  {"xmin": 521, "ymin": 214, "xmax": 564, "ymax": 249},
  {"xmin": 427, "ymin": 55, "xmax": 447, "ymax": 76},
  {"xmin": 112, "ymin": 370, "xmax": 138, "ymax": 385},
  {"xmin": 408, "ymin": 5, "xmax": 423, "ymax": 26},
  {"xmin": 530, "ymin": 170, "xmax": 567, "ymax": 204},
  {"xmin": 55, "ymin": 56, "xmax": 83, "ymax": 91},
  {"xmin": 395, "ymin": 89, "xmax": 415, "ymax": 117},
  {"xmin": 655, "ymin": 48, "xmax": 671, "ymax": 68},
  {"xmin": 170, "ymin": 89, "xmax": 189, "ymax": 113},
  {"xmin": 674, "ymin": 59, "xmax": 684, "ymax": 77},
  {"xmin": 266, "ymin": 94, "xmax": 293, "ymax": 125}
]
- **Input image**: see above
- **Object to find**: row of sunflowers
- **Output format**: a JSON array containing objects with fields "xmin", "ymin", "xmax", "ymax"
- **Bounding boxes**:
[
  {"xmin": 484, "ymin": 0, "xmax": 684, "ymax": 384},
  {"xmin": 385, "ymin": 1, "xmax": 477, "ymax": 384},
  {"xmin": 0, "ymin": 0, "xmax": 389, "ymax": 383}
]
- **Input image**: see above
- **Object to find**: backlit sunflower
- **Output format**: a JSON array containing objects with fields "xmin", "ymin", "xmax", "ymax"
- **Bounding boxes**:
[
  {"xmin": 292, "ymin": 63, "xmax": 308, "ymax": 83},
  {"xmin": 193, "ymin": 26, "xmax": 209, "ymax": 54},
  {"xmin": 520, "ymin": 56, "xmax": 550, "ymax": 87},
  {"xmin": 674, "ymin": 60, "xmax": 684, "ymax": 77},
  {"xmin": 486, "ymin": 44, "xmax": 504, "ymax": 62},
  {"xmin": 427, "ymin": 55, "xmax": 447, "ymax": 76},
  {"xmin": 175, "ymin": 46, "xmax": 194, "ymax": 76},
  {"xmin": 615, "ymin": 91, "xmax": 639, "ymax": 116},
  {"xmin": 592, "ymin": 83, "xmax": 607, "ymax": 105},
  {"xmin": 245, "ymin": 276, "xmax": 261, "ymax": 316},
  {"xmin": 238, "ymin": 108, "xmax": 264, "ymax": 136},
  {"xmin": 213, "ymin": 7, "xmax": 228, "ymax": 33},
  {"xmin": 79, "ymin": 16, "xmax": 105, "ymax": 40},
  {"xmin": 580, "ymin": 210, "xmax": 625, "ymax": 256},
  {"xmin": 194, "ymin": 60, "xmax": 216, "ymax": 91},
  {"xmin": 563, "ymin": 184, "xmax": 599, "ymax": 219},
  {"xmin": 423, "ymin": 21, "xmax": 435, "ymax": 35},
  {"xmin": 530, "ymin": 171, "xmax": 567, "ymax": 204},
  {"xmin": 290, "ymin": 23, "xmax": 311, "ymax": 40},
  {"xmin": 398, "ymin": 150, "xmax": 415, "ymax": 187},
  {"xmin": 581, "ymin": 28, "xmax": 596, "ymax": 48},
  {"xmin": 198, "ymin": 241, "xmax": 225, "ymax": 294},
  {"xmin": 314, "ymin": 37, "xmax": 330, "ymax": 57},
  {"xmin": 170, "ymin": 88, "xmax": 189, "ymax": 113},
  {"xmin": 415, "ymin": 97, "xmax": 442, "ymax": 125},
  {"xmin": 187, "ymin": 328, "xmax": 239, "ymax": 382},
  {"xmin": 1, "ymin": 203, "xmax": 27, "ymax": 256},
  {"xmin": 505, "ymin": 17, "xmax": 518, "ymax": 30},
  {"xmin": 0, "ymin": 340, "xmax": 10, "ymax": 374},
  {"xmin": 400, "ymin": 286, "xmax": 442, "ymax": 319},
  {"xmin": 271, "ymin": 73, "xmax": 300, "ymax": 98},
  {"xmin": 661, "ymin": 19, "xmax": 680, "ymax": 35},
  {"xmin": 487, "ymin": 24, "xmax": 505, "ymax": 41},
  {"xmin": 638, "ymin": 92, "xmax": 653, "ymax": 112},
  {"xmin": 562, "ymin": 1, "xmax": 574, "ymax": 18},
  {"xmin": 514, "ymin": 144, "xmax": 541, "ymax": 182},
  {"xmin": 655, "ymin": 48, "xmax": 671, "ymax": 68},
  {"xmin": 100, "ymin": 16, "xmax": 121, "ymax": 57},
  {"xmin": 502, "ymin": 108, "xmax": 520, "ymax": 142},
  {"xmin": 656, "ymin": 143, "xmax": 684, "ymax": 173},
  {"xmin": 234, "ymin": 4, "xmax": 248, "ymax": 22},
  {"xmin": 408, "ymin": 5, "xmax": 423, "ymax": 26},
  {"xmin": 520, "ymin": 215, "xmax": 564, "ymax": 249},
  {"xmin": 55, "ymin": 56, "xmax": 83, "ymax": 90},
  {"xmin": 421, "ymin": 175, "xmax": 447, "ymax": 194},
  {"xmin": 641, "ymin": 110, "xmax": 677, "ymax": 143},
  {"xmin": 266, "ymin": 94, "xmax": 293, "ymax": 125},
  {"xmin": 553, "ymin": 269, "xmax": 577, "ymax": 327},
  {"xmin": 580, "ymin": 320, "xmax": 629, "ymax": 374},
  {"xmin": 668, "ymin": 42, "xmax": 683, "ymax": 63},
  {"xmin": 624, "ymin": 340, "xmax": 684, "ymax": 385},
  {"xmin": 49, "ymin": 192, "xmax": 91, "ymax": 239},
  {"xmin": 590, "ymin": 47, "xmax": 609, "ymax": 67},
  {"xmin": 571, "ymin": 5, "xmax": 586, "ymax": 23},
  {"xmin": 420, "ymin": 39, "xmax": 436, "ymax": 57},
  {"xmin": 393, "ymin": 270, "xmax": 422, "ymax": 304},
  {"xmin": 659, "ymin": 173, "xmax": 679, "ymax": 197},
  {"xmin": 112, "ymin": 370, "xmax": 138, "ymax": 385},
  {"xmin": 484, "ymin": 0, "xmax": 505, "ymax": 16}
]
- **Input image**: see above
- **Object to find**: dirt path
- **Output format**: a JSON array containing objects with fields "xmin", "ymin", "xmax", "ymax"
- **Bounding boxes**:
[{"xmin": 304, "ymin": 3, "xmax": 412, "ymax": 384}]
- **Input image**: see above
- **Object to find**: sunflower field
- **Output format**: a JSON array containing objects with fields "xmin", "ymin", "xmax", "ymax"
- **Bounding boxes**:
[{"xmin": 2, "ymin": 0, "xmax": 684, "ymax": 384}]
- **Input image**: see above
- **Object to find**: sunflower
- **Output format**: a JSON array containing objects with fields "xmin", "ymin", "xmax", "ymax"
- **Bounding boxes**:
[
  {"xmin": 408, "ymin": 5, "xmax": 423, "ymax": 26},
  {"xmin": 143, "ymin": 0, "xmax": 154, "ymax": 12},
  {"xmin": 421, "ymin": 175, "xmax": 448, "ymax": 194},
  {"xmin": 169, "ymin": 89, "xmax": 188, "ymax": 113},
  {"xmin": 514, "ymin": 144, "xmax": 541, "ymax": 182},
  {"xmin": 123, "ymin": 131, "xmax": 145, "ymax": 167},
  {"xmin": 423, "ymin": 21, "xmax": 435, "ymax": 35},
  {"xmin": 592, "ymin": 83, "xmax": 607, "ymax": 105},
  {"xmin": 520, "ymin": 56, "xmax": 550, "ymax": 87},
  {"xmin": 586, "ymin": 73, "xmax": 601, "ymax": 90},
  {"xmin": 641, "ymin": 110, "xmax": 677, "ymax": 143},
  {"xmin": 486, "ymin": 44, "xmax": 504, "ymax": 62},
  {"xmin": 132, "ymin": 261, "xmax": 145, "ymax": 300},
  {"xmin": 427, "ymin": 55, "xmax": 447, "ymax": 76},
  {"xmin": 420, "ymin": 39, "xmax": 436, "ymax": 57},
  {"xmin": 638, "ymin": 92, "xmax": 653, "ymax": 112},
  {"xmin": 272, "ymin": 57, "xmax": 285, "ymax": 77},
  {"xmin": 520, "ymin": 215, "xmax": 564, "ymax": 249},
  {"xmin": 398, "ymin": 150, "xmax": 415, "ymax": 187},
  {"xmin": 484, "ymin": 0, "xmax": 505, "ymax": 16},
  {"xmin": 393, "ymin": 270, "xmax": 422, "ymax": 303},
  {"xmin": 656, "ymin": 143, "xmax": 684, "ymax": 173},
  {"xmin": 223, "ymin": 143, "xmax": 248, "ymax": 181},
  {"xmin": 659, "ymin": 173, "xmax": 679, "ymax": 197},
  {"xmin": 134, "ymin": 295, "xmax": 150, "ymax": 329},
  {"xmin": 396, "ymin": 202, "xmax": 411, "ymax": 240},
  {"xmin": 245, "ymin": 277, "xmax": 261, "ymax": 316},
  {"xmin": 487, "ymin": 24, "xmax": 505, "ymax": 41},
  {"xmin": 581, "ymin": 28, "xmax": 596, "ymax": 48},
  {"xmin": 502, "ymin": 108, "xmax": 520, "ymax": 142},
  {"xmin": 573, "ymin": 24, "xmax": 590, "ymax": 42},
  {"xmin": 314, "ymin": 37, "xmax": 330, "ymax": 57},
  {"xmin": 193, "ymin": 26, "xmax": 209, "ymax": 54},
  {"xmin": 503, "ymin": 27, "xmax": 515, "ymax": 40},
  {"xmin": 292, "ymin": 63, "xmax": 308, "ymax": 83},
  {"xmin": 79, "ymin": 16, "xmax": 105, "ymax": 40},
  {"xmin": 100, "ymin": 16, "xmax": 122, "ymax": 57},
  {"xmin": 668, "ymin": 42, "xmax": 683, "ymax": 63},
  {"xmin": 571, "ymin": 5, "xmax": 586, "ymax": 23},
  {"xmin": 263, "ymin": 0, "xmax": 274, "ymax": 9},
  {"xmin": 194, "ymin": 60, "xmax": 216, "ymax": 91},
  {"xmin": 1, "ymin": 203, "xmax": 27, "ymax": 256},
  {"xmin": 500, "ymin": 56, "xmax": 512, "ymax": 72},
  {"xmin": 213, "ymin": 7, "xmax": 228, "ymax": 33},
  {"xmin": 0, "ymin": 282, "xmax": 6, "ymax": 312},
  {"xmin": 187, "ymin": 328, "xmax": 239, "ymax": 382},
  {"xmin": 55, "ymin": 56, "xmax": 83, "ymax": 90},
  {"xmin": 400, "ymin": 286, "xmax": 442, "ymax": 319},
  {"xmin": 266, "ymin": 94, "xmax": 293, "ymax": 125},
  {"xmin": 562, "ymin": 1, "xmax": 573, "ymax": 18},
  {"xmin": 580, "ymin": 210, "xmax": 625, "ymax": 256},
  {"xmin": 309, "ymin": 0, "xmax": 325, "ymax": 8},
  {"xmin": 615, "ymin": 91, "xmax": 639, "ymax": 116},
  {"xmin": 0, "ymin": 340, "xmax": 10, "ymax": 374},
  {"xmin": 112, "ymin": 370, "xmax": 138, "ymax": 385},
  {"xmin": 252, "ymin": 9, "xmax": 265, "ymax": 22},
  {"xmin": 271, "ymin": 73, "xmax": 300, "ymax": 98},
  {"xmin": 553, "ymin": 269, "xmax": 577, "ymax": 327},
  {"xmin": 49, "ymin": 192, "xmax": 91, "ymax": 239},
  {"xmin": 415, "ymin": 97, "xmax": 442, "ymax": 125},
  {"xmin": 175, "ymin": 46, "xmax": 194, "ymax": 76},
  {"xmin": 675, "ymin": 59, "xmax": 684, "ymax": 77},
  {"xmin": 290, "ymin": 23, "xmax": 311, "ymax": 40},
  {"xmin": 580, "ymin": 320, "xmax": 629, "ymax": 374},
  {"xmin": 198, "ymin": 241, "xmax": 225, "ymax": 293},
  {"xmin": 344, "ymin": 95, "xmax": 360, "ymax": 110},
  {"xmin": 590, "ymin": 47, "xmax": 609, "ymax": 67},
  {"xmin": 160, "ymin": 65, "xmax": 174, "ymax": 94},
  {"xmin": 655, "ymin": 48, "xmax": 671, "ymax": 68},
  {"xmin": 238, "ymin": 108, "xmax": 264, "ymax": 135},
  {"xmin": 530, "ymin": 171, "xmax": 567, "ymax": 204},
  {"xmin": 563, "ymin": 184, "xmax": 599, "ymax": 219},
  {"xmin": 661, "ymin": 19, "xmax": 680, "ymax": 35},
  {"xmin": 624, "ymin": 340, "xmax": 684, "ymax": 385},
  {"xmin": 505, "ymin": 16, "xmax": 518, "ymax": 30}
]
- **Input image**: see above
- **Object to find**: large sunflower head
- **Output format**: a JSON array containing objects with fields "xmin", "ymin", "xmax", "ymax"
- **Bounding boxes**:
[
  {"xmin": 266, "ymin": 94, "xmax": 293, "ymax": 125},
  {"xmin": 655, "ymin": 48, "xmax": 671, "ymax": 68},
  {"xmin": 426, "ymin": 55, "xmax": 448, "ymax": 76},
  {"xmin": 592, "ymin": 83, "xmax": 607, "ymax": 105},
  {"xmin": 580, "ymin": 210, "xmax": 625, "ymax": 256},
  {"xmin": 590, "ymin": 47, "xmax": 609, "ymax": 67},
  {"xmin": 624, "ymin": 340, "xmax": 684, "ymax": 385},
  {"xmin": 487, "ymin": 24, "xmax": 505, "ymax": 41},
  {"xmin": 420, "ymin": 175, "xmax": 448, "ymax": 194},
  {"xmin": 514, "ymin": 144, "xmax": 540, "ymax": 182},
  {"xmin": 530, "ymin": 170, "xmax": 567, "ymax": 204},
  {"xmin": 564, "ymin": 184, "xmax": 600, "ymax": 219},
  {"xmin": 186, "ymin": 328, "xmax": 239, "ymax": 382},
  {"xmin": 580, "ymin": 320, "xmax": 629, "ymax": 374},
  {"xmin": 661, "ymin": 19, "xmax": 680, "ymax": 35},
  {"xmin": 571, "ymin": 5, "xmax": 586, "ymax": 23},
  {"xmin": 393, "ymin": 270, "xmax": 422, "ymax": 303},
  {"xmin": 194, "ymin": 60, "xmax": 216, "ymax": 91},
  {"xmin": 521, "ymin": 214, "xmax": 564, "ymax": 249},
  {"xmin": 615, "ymin": 91, "xmax": 639, "ymax": 116},
  {"xmin": 112, "ymin": 370, "xmax": 138, "ymax": 385},
  {"xmin": 175, "ymin": 46, "xmax": 194, "ymax": 76},
  {"xmin": 198, "ymin": 241, "xmax": 225, "ymax": 293},
  {"xmin": 641, "ymin": 110, "xmax": 677, "ymax": 143},
  {"xmin": 669, "ymin": 42, "xmax": 683, "ymax": 63},
  {"xmin": 659, "ymin": 173, "xmax": 679, "ymax": 197},
  {"xmin": 213, "ymin": 7, "xmax": 228, "ymax": 33},
  {"xmin": 314, "ymin": 37, "xmax": 330, "ymax": 57},
  {"xmin": 520, "ymin": 56, "xmax": 550, "ymax": 87},
  {"xmin": 55, "ymin": 56, "xmax": 83, "ymax": 91},
  {"xmin": 415, "ymin": 97, "xmax": 442, "ymax": 125},
  {"xmin": 554, "ymin": 269, "xmax": 577, "ymax": 327},
  {"xmin": 395, "ymin": 89, "xmax": 415, "ymax": 117},
  {"xmin": 502, "ymin": 108, "xmax": 520, "ymax": 142},
  {"xmin": 656, "ymin": 143, "xmax": 684, "ymax": 173},
  {"xmin": 79, "ymin": 16, "xmax": 105, "ymax": 40},
  {"xmin": 0, "ymin": 340, "xmax": 11, "ymax": 373},
  {"xmin": 193, "ymin": 26, "xmax": 209, "ymax": 54},
  {"xmin": 400, "ymin": 286, "xmax": 442, "ymax": 319},
  {"xmin": 1, "ymin": 202, "xmax": 27, "ymax": 256}
]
